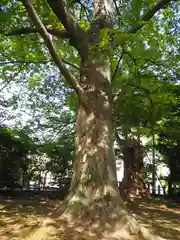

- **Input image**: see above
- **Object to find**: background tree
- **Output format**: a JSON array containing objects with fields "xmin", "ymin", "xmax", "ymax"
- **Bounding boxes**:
[
  {"xmin": 157, "ymin": 84, "xmax": 180, "ymax": 197},
  {"xmin": 0, "ymin": 127, "xmax": 29, "ymax": 189},
  {"xmin": 113, "ymin": 68, "xmax": 176, "ymax": 200},
  {"xmin": 41, "ymin": 126, "xmax": 75, "ymax": 189}
]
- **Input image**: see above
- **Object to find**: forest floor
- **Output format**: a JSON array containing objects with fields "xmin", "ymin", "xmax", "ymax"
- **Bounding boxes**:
[{"xmin": 0, "ymin": 196, "xmax": 179, "ymax": 240}]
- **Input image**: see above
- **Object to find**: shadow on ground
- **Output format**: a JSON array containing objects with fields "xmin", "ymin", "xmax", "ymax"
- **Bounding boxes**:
[
  {"xmin": 0, "ymin": 197, "xmax": 179, "ymax": 240},
  {"xmin": 127, "ymin": 201, "xmax": 180, "ymax": 240},
  {"xmin": 32, "ymin": 199, "xmax": 180, "ymax": 240},
  {"xmin": 0, "ymin": 197, "xmax": 62, "ymax": 239}
]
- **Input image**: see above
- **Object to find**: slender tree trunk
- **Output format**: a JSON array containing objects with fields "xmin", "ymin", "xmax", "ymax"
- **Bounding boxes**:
[
  {"xmin": 43, "ymin": 171, "xmax": 48, "ymax": 191},
  {"xmin": 38, "ymin": 172, "xmax": 41, "ymax": 191},
  {"xmin": 168, "ymin": 158, "xmax": 173, "ymax": 197},
  {"xmin": 152, "ymin": 135, "xmax": 156, "ymax": 196}
]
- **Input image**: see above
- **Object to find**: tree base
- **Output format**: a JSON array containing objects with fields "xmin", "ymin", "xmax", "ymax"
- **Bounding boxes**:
[
  {"xmin": 119, "ymin": 178, "xmax": 151, "ymax": 202},
  {"xmin": 34, "ymin": 192, "xmax": 166, "ymax": 240}
]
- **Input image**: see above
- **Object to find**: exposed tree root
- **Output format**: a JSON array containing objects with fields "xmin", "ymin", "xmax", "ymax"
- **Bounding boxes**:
[{"xmin": 26, "ymin": 194, "xmax": 167, "ymax": 240}]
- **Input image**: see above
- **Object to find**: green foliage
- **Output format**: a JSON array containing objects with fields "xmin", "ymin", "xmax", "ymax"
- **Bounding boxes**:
[
  {"xmin": 67, "ymin": 92, "xmax": 78, "ymax": 112},
  {"xmin": 156, "ymin": 85, "xmax": 180, "ymax": 182},
  {"xmin": 42, "ymin": 132, "xmax": 75, "ymax": 186},
  {"xmin": 0, "ymin": 0, "xmax": 179, "ymax": 190},
  {"xmin": 0, "ymin": 127, "xmax": 29, "ymax": 188}
]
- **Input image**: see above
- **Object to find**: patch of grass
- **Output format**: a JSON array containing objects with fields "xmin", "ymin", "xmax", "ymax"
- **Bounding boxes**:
[
  {"xmin": 150, "ymin": 197, "xmax": 169, "ymax": 205},
  {"xmin": 151, "ymin": 197, "xmax": 179, "ymax": 208}
]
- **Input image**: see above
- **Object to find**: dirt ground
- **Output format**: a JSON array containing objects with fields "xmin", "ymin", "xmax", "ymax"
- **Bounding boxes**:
[
  {"xmin": 127, "ymin": 199, "xmax": 180, "ymax": 240},
  {"xmin": 0, "ymin": 197, "xmax": 179, "ymax": 240}
]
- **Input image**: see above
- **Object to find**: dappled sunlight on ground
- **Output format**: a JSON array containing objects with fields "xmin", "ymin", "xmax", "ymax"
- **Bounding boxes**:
[
  {"xmin": 127, "ymin": 201, "xmax": 180, "ymax": 240},
  {"xmin": 0, "ymin": 197, "xmax": 179, "ymax": 239},
  {"xmin": 0, "ymin": 198, "xmax": 61, "ymax": 239}
]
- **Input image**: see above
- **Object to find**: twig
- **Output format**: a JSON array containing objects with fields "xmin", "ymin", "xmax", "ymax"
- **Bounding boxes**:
[
  {"xmin": 112, "ymin": 0, "xmax": 122, "ymax": 28},
  {"xmin": 129, "ymin": 0, "xmax": 172, "ymax": 34},
  {"xmin": 111, "ymin": 52, "xmax": 124, "ymax": 82},
  {"xmin": 0, "ymin": 69, "xmax": 23, "ymax": 92},
  {"xmin": 4, "ymin": 27, "xmax": 69, "ymax": 39},
  {"xmin": 0, "ymin": 59, "xmax": 80, "ymax": 70}
]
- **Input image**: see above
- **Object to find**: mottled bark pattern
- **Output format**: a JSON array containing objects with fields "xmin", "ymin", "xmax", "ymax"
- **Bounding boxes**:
[
  {"xmin": 68, "ymin": 0, "xmax": 120, "ymax": 203},
  {"xmin": 70, "ymin": 59, "xmax": 119, "ymax": 202},
  {"xmin": 93, "ymin": 0, "xmax": 114, "ymax": 27},
  {"xmin": 121, "ymin": 137, "xmax": 149, "ymax": 200},
  {"xmin": 23, "ymin": 0, "xmax": 172, "ymax": 239}
]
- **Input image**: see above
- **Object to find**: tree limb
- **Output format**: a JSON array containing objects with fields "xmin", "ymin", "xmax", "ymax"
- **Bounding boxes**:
[
  {"xmin": 112, "ymin": 0, "xmax": 172, "ymax": 72},
  {"xmin": 111, "ymin": 51, "xmax": 124, "ymax": 82},
  {"xmin": 112, "ymin": 1, "xmax": 172, "ymax": 82},
  {"xmin": 0, "ymin": 60, "xmax": 52, "ymax": 65},
  {"xmin": 46, "ymin": 0, "xmax": 88, "ymax": 58},
  {"xmin": 129, "ymin": 0, "xmax": 172, "ymax": 33},
  {"xmin": 112, "ymin": 0, "xmax": 122, "ymax": 28},
  {"xmin": 4, "ymin": 27, "xmax": 69, "ymax": 39},
  {"xmin": 22, "ymin": 0, "xmax": 86, "ymax": 106}
]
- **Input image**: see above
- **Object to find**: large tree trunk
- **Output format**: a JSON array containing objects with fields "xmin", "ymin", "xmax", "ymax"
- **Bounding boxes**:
[
  {"xmin": 25, "ymin": 1, "xmax": 164, "ymax": 239},
  {"xmin": 58, "ymin": 61, "xmax": 132, "ymax": 237},
  {"xmin": 54, "ymin": 62, "xmax": 160, "ymax": 240},
  {"xmin": 27, "ymin": 40, "xmax": 163, "ymax": 240},
  {"xmin": 63, "ymin": 59, "xmax": 122, "ymax": 209},
  {"xmin": 49, "ymin": 1, "xmax": 162, "ymax": 239},
  {"xmin": 59, "ymin": 0, "xmax": 124, "ymax": 223}
]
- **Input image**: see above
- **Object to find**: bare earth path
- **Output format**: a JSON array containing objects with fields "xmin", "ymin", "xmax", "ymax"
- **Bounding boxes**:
[{"xmin": 0, "ymin": 197, "xmax": 179, "ymax": 240}]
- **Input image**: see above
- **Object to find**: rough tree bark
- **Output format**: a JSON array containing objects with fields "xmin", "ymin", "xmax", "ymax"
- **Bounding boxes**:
[
  {"xmin": 21, "ymin": 0, "xmax": 171, "ymax": 239},
  {"xmin": 56, "ymin": 2, "xmax": 138, "ymax": 237},
  {"xmin": 49, "ymin": 2, "xmax": 158, "ymax": 239},
  {"xmin": 121, "ymin": 137, "xmax": 150, "ymax": 201}
]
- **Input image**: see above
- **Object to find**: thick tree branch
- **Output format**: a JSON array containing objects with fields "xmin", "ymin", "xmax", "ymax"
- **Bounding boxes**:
[
  {"xmin": 4, "ymin": 27, "xmax": 69, "ymax": 38},
  {"xmin": 46, "ymin": 0, "xmax": 88, "ymax": 57},
  {"xmin": 22, "ymin": 0, "xmax": 86, "ymax": 105},
  {"xmin": 129, "ymin": 0, "xmax": 172, "ymax": 33}
]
